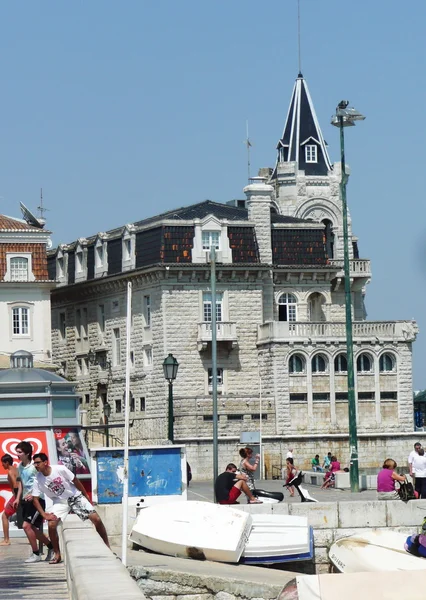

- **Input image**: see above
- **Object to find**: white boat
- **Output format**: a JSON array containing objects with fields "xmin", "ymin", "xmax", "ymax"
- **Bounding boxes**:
[
  {"xmin": 130, "ymin": 501, "xmax": 313, "ymax": 565},
  {"xmin": 329, "ymin": 529, "xmax": 426, "ymax": 573},
  {"xmin": 242, "ymin": 514, "xmax": 313, "ymax": 564}
]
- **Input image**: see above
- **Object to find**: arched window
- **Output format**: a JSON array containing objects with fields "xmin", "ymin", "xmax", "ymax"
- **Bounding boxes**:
[
  {"xmin": 334, "ymin": 354, "xmax": 347, "ymax": 373},
  {"xmin": 278, "ymin": 293, "xmax": 297, "ymax": 322},
  {"xmin": 379, "ymin": 353, "xmax": 395, "ymax": 372},
  {"xmin": 289, "ymin": 354, "xmax": 306, "ymax": 374},
  {"xmin": 357, "ymin": 353, "xmax": 373, "ymax": 373},
  {"xmin": 308, "ymin": 292, "xmax": 326, "ymax": 322},
  {"xmin": 312, "ymin": 354, "xmax": 327, "ymax": 373}
]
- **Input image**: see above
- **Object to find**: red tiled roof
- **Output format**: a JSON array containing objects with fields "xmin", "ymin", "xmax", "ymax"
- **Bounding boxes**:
[{"xmin": 0, "ymin": 214, "xmax": 43, "ymax": 231}]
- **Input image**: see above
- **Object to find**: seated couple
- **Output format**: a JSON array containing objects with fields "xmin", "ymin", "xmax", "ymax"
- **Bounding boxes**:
[{"xmin": 214, "ymin": 463, "xmax": 262, "ymax": 504}]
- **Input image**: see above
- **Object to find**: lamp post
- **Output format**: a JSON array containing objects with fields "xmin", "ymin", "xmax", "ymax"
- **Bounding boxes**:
[
  {"xmin": 163, "ymin": 353, "xmax": 179, "ymax": 443},
  {"xmin": 103, "ymin": 400, "xmax": 111, "ymax": 447},
  {"xmin": 331, "ymin": 100, "xmax": 365, "ymax": 493}
]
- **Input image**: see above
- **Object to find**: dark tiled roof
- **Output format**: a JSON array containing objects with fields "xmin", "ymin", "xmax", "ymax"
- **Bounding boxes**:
[
  {"xmin": 133, "ymin": 200, "xmax": 248, "ymax": 227},
  {"xmin": 271, "ymin": 213, "xmax": 313, "ymax": 224}
]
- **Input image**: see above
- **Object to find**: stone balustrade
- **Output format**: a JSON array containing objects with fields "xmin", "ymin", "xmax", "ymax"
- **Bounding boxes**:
[
  {"xmin": 197, "ymin": 321, "xmax": 238, "ymax": 350},
  {"xmin": 258, "ymin": 320, "xmax": 418, "ymax": 344},
  {"xmin": 329, "ymin": 258, "xmax": 371, "ymax": 277}
]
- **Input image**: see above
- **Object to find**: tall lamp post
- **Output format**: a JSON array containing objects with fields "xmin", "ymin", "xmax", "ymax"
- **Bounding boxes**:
[
  {"xmin": 163, "ymin": 353, "xmax": 179, "ymax": 443},
  {"xmin": 331, "ymin": 101, "xmax": 365, "ymax": 493},
  {"xmin": 103, "ymin": 401, "xmax": 111, "ymax": 447}
]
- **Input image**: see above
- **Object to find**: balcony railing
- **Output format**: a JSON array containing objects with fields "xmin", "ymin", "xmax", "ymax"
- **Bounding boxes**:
[
  {"xmin": 197, "ymin": 321, "xmax": 238, "ymax": 351},
  {"xmin": 257, "ymin": 320, "xmax": 418, "ymax": 344},
  {"xmin": 329, "ymin": 259, "xmax": 371, "ymax": 278}
]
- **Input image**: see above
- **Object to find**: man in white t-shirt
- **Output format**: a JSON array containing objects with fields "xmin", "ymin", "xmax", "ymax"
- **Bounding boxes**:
[
  {"xmin": 412, "ymin": 448, "xmax": 426, "ymax": 499},
  {"xmin": 31, "ymin": 452, "xmax": 109, "ymax": 565},
  {"xmin": 408, "ymin": 442, "xmax": 422, "ymax": 481}
]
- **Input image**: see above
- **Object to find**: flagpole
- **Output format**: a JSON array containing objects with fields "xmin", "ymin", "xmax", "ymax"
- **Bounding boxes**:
[
  {"xmin": 121, "ymin": 281, "xmax": 132, "ymax": 566},
  {"xmin": 246, "ymin": 120, "xmax": 251, "ymax": 183}
]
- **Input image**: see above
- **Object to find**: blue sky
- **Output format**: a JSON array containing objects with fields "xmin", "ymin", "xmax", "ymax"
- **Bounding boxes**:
[{"xmin": 1, "ymin": 1, "xmax": 425, "ymax": 387}]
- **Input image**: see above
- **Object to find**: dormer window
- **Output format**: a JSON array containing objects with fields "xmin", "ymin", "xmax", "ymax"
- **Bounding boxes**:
[
  {"xmin": 58, "ymin": 256, "xmax": 64, "ymax": 278},
  {"xmin": 76, "ymin": 250, "xmax": 83, "ymax": 273},
  {"xmin": 10, "ymin": 257, "xmax": 29, "ymax": 281},
  {"xmin": 305, "ymin": 145, "xmax": 317, "ymax": 163},
  {"xmin": 124, "ymin": 238, "xmax": 131, "ymax": 261},
  {"xmin": 202, "ymin": 231, "xmax": 220, "ymax": 251}
]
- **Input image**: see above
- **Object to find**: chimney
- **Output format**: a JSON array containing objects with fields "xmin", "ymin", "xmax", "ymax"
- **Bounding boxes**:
[{"xmin": 244, "ymin": 177, "xmax": 273, "ymax": 264}]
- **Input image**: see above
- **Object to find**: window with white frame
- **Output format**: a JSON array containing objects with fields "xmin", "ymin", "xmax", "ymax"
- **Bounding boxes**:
[
  {"xmin": 208, "ymin": 368, "xmax": 224, "ymax": 392},
  {"xmin": 289, "ymin": 354, "xmax": 306, "ymax": 374},
  {"xmin": 143, "ymin": 295, "xmax": 151, "ymax": 328},
  {"xmin": 203, "ymin": 292, "xmax": 223, "ymax": 322},
  {"xmin": 140, "ymin": 397, "xmax": 146, "ymax": 411},
  {"xmin": 112, "ymin": 328, "xmax": 121, "ymax": 366},
  {"xmin": 57, "ymin": 256, "xmax": 64, "ymax": 278},
  {"xmin": 143, "ymin": 347, "xmax": 153, "ymax": 368},
  {"xmin": 12, "ymin": 307, "xmax": 29, "ymax": 335},
  {"xmin": 10, "ymin": 257, "xmax": 29, "ymax": 281},
  {"xmin": 379, "ymin": 353, "xmax": 395, "ymax": 372},
  {"xmin": 305, "ymin": 145, "xmax": 317, "ymax": 163},
  {"xmin": 278, "ymin": 293, "xmax": 297, "ymax": 322},
  {"xmin": 312, "ymin": 354, "xmax": 328, "ymax": 373},
  {"xmin": 202, "ymin": 230, "xmax": 220, "ymax": 251},
  {"xmin": 81, "ymin": 307, "xmax": 88, "ymax": 339},
  {"xmin": 123, "ymin": 238, "xmax": 131, "ymax": 261},
  {"xmin": 75, "ymin": 309, "xmax": 81, "ymax": 340}
]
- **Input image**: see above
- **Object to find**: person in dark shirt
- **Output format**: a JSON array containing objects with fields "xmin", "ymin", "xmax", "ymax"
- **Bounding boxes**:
[{"xmin": 214, "ymin": 463, "xmax": 262, "ymax": 504}]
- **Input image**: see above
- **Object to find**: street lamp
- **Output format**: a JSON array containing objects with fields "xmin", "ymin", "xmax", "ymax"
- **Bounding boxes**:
[
  {"xmin": 331, "ymin": 100, "xmax": 365, "ymax": 493},
  {"xmin": 163, "ymin": 353, "xmax": 179, "ymax": 443},
  {"xmin": 103, "ymin": 400, "xmax": 111, "ymax": 447}
]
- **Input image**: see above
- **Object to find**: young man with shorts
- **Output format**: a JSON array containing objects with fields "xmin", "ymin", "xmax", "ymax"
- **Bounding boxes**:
[
  {"xmin": 214, "ymin": 463, "xmax": 261, "ymax": 504},
  {"xmin": 1, "ymin": 454, "xmax": 19, "ymax": 545},
  {"xmin": 14, "ymin": 441, "xmax": 54, "ymax": 563},
  {"xmin": 31, "ymin": 453, "xmax": 110, "ymax": 564}
]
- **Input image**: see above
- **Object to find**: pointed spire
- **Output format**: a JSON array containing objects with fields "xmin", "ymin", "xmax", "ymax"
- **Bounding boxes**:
[{"xmin": 271, "ymin": 74, "xmax": 332, "ymax": 178}]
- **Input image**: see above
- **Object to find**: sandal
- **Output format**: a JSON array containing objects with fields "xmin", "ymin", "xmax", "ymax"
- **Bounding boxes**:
[{"xmin": 49, "ymin": 556, "xmax": 62, "ymax": 564}]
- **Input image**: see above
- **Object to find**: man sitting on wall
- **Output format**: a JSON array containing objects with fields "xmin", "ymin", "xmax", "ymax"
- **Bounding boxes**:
[{"xmin": 214, "ymin": 463, "xmax": 262, "ymax": 504}]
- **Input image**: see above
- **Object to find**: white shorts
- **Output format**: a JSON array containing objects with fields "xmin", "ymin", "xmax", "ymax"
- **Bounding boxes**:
[{"xmin": 51, "ymin": 494, "xmax": 96, "ymax": 521}]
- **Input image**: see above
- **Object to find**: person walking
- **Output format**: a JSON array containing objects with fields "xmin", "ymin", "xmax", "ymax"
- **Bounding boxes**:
[
  {"xmin": 31, "ymin": 452, "xmax": 110, "ymax": 565},
  {"xmin": 412, "ymin": 448, "xmax": 426, "ymax": 499},
  {"xmin": 14, "ymin": 441, "xmax": 54, "ymax": 563},
  {"xmin": 377, "ymin": 458, "xmax": 406, "ymax": 500},
  {"xmin": 285, "ymin": 457, "xmax": 297, "ymax": 497},
  {"xmin": 0, "ymin": 454, "xmax": 19, "ymax": 545}
]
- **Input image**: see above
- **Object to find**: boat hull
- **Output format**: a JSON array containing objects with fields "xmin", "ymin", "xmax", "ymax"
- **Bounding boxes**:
[{"xmin": 329, "ymin": 530, "xmax": 426, "ymax": 573}]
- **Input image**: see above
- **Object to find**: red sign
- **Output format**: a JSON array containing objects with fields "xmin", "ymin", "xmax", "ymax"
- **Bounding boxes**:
[{"xmin": 0, "ymin": 431, "xmax": 48, "ymax": 474}]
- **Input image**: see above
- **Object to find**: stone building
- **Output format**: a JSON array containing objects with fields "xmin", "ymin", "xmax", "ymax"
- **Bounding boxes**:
[
  {"xmin": 0, "ymin": 207, "xmax": 55, "ymax": 368},
  {"xmin": 48, "ymin": 74, "xmax": 418, "ymax": 478}
]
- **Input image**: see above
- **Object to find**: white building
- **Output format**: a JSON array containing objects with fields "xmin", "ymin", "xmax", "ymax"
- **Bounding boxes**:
[
  {"xmin": 0, "ymin": 210, "xmax": 55, "ymax": 367},
  {"xmin": 48, "ymin": 74, "xmax": 419, "ymax": 478}
]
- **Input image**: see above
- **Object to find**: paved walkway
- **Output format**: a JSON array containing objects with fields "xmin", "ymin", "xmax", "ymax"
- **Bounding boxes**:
[
  {"xmin": 0, "ymin": 539, "xmax": 69, "ymax": 600},
  {"xmin": 188, "ymin": 478, "xmax": 379, "ymax": 503}
]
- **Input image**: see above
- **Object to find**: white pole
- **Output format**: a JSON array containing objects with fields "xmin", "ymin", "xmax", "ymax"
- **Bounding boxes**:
[{"xmin": 121, "ymin": 281, "xmax": 132, "ymax": 566}]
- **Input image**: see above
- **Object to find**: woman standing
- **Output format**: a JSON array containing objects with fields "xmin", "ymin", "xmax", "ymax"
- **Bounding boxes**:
[
  {"xmin": 238, "ymin": 447, "xmax": 259, "ymax": 493},
  {"xmin": 377, "ymin": 458, "xmax": 406, "ymax": 500}
]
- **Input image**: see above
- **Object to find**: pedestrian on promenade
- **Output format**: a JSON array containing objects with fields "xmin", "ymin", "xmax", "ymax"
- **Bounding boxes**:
[
  {"xmin": 412, "ymin": 448, "xmax": 426, "ymax": 499},
  {"xmin": 14, "ymin": 442, "xmax": 54, "ymax": 563},
  {"xmin": 214, "ymin": 463, "xmax": 261, "ymax": 504},
  {"xmin": 31, "ymin": 452, "xmax": 110, "ymax": 565},
  {"xmin": 377, "ymin": 458, "xmax": 406, "ymax": 500},
  {"xmin": 322, "ymin": 452, "xmax": 332, "ymax": 471},
  {"xmin": 285, "ymin": 457, "xmax": 297, "ymax": 497},
  {"xmin": 311, "ymin": 455, "xmax": 323, "ymax": 472},
  {"xmin": 408, "ymin": 442, "xmax": 422, "ymax": 485},
  {"xmin": 321, "ymin": 456, "xmax": 341, "ymax": 490},
  {"xmin": 0, "ymin": 454, "xmax": 19, "ymax": 545}
]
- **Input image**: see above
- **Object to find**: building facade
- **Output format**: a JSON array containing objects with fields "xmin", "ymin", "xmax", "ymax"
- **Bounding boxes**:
[
  {"xmin": 0, "ymin": 211, "xmax": 54, "ymax": 367},
  {"xmin": 48, "ymin": 74, "xmax": 418, "ymax": 478}
]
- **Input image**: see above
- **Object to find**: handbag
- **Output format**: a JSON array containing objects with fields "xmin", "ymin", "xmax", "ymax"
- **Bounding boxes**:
[{"xmin": 398, "ymin": 477, "xmax": 416, "ymax": 502}]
